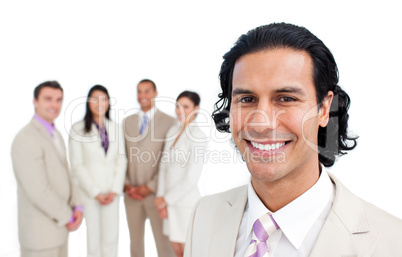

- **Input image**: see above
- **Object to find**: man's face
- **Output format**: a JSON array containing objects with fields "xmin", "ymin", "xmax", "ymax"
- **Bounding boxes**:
[
  {"xmin": 230, "ymin": 48, "xmax": 333, "ymax": 185},
  {"xmin": 33, "ymin": 87, "xmax": 63, "ymax": 124},
  {"xmin": 137, "ymin": 82, "xmax": 157, "ymax": 112}
]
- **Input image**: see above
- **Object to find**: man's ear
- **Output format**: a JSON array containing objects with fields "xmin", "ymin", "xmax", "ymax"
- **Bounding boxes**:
[{"xmin": 319, "ymin": 91, "xmax": 334, "ymax": 127}]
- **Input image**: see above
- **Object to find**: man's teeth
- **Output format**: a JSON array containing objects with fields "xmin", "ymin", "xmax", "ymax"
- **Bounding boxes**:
[{"xmin": 250, "ymin": 141, "xmax": 286, "ymax": 151}]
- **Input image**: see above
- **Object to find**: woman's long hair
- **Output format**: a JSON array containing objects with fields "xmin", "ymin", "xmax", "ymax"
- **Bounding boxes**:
[{"xmin": 84, "ymin": 85, "xmax": 111, "ymax": 133}]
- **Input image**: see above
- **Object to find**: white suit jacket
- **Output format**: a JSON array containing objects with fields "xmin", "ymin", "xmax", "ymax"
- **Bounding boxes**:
[
  {"xmin": 184, "ymin": 174, "xmax": 402, "ymax": 257},
  {"xmin": 156, "ymin": 123, "xmax": 208, "ymax": 207},
  {"xmin": 68, "ymin": 120, "xmax": 127, "ymax": 199}
]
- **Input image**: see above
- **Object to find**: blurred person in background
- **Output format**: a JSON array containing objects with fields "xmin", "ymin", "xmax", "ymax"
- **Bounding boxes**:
[
  {"xmin": 155, "ymin": 91, "xmax": 207, "ymax": 257},
  {"xmin": 123, "ymin": 79, "xmax": 176, "ymax": 257},
  {"xmin": 69, "ymin": 85, "xmax": 127, "ymax": 257},
  {"xmin": 11, "ymin": 80, "xmax": 83, "ymax": 257}
]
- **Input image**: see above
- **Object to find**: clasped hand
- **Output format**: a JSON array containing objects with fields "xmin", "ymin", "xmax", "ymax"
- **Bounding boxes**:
[
  {"xmin": 95, "ymin": 192, "xmax": 116, "ymax": 205},
  {"xmin": 154, "ymin": 196, "xmax": 168, "ymax": 219},
  {"xmin": 124, "ymin": 184, "xmax": 152, "ymax": 200}
]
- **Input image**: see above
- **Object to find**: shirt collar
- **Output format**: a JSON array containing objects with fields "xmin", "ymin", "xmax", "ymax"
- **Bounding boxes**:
[
  {"xmin": 34, "ymin": 114, "xmax": 55, "ymax": 137},
  {"xmin": 140, "ymin": 106, "xmax": 156, "ymax": 121},
  {"xmin": 246, "ymin": 168, "xmax": 334, "ymax": 249}
]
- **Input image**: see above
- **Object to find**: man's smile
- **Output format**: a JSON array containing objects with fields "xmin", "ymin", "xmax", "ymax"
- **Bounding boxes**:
[{"xmin": 249, "ymin": 141, "xmax": 288, "ymax": 151}]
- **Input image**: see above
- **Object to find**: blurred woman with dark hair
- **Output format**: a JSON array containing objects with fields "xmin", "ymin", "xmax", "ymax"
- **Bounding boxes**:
[
  {"xmin": 154, "ymin": 91, "xmax": 207, "ymax": 257},
  {"xmin": 69, "ymin": 85, "xmax": 127, "ymax": 257}
]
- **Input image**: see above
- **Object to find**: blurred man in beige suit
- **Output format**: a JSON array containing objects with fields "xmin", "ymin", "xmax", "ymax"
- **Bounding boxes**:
[
  {"xmin": 123, "ymin": 79, "xmax": 176, "ymax": 257},
  {"xmin": 11, "ymin": 81, "xmax": 83, "ymax": 257},
  {"xmin": 184, "ymin": 23, "xmax": 402, "ymax": 257}
]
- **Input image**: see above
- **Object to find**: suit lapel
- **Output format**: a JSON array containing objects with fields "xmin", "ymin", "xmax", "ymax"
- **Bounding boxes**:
[
  {"xmin": 123, "ymin": 114, "xmax": 142, "ymax": 148},
  {"xmin": 90, "ymin": 122, "xmax": 109, "ymax": 158},
  {"xmin": 309, "ymin": 174, "xmax": 378, "ymax": 257},
  {"xmin": 53, "ymin": 129, "xmax": 69, "ymax": 166},
  {"xmin": 210, "ymin": 186, "xmax": 248, "ymax": 257},
  {"xmin": 104, "ymin": 120, "xmax": 116, "ymax": 160},
  {"xmin": 31, "ymin": 119, "xmax": 66, "ymax": 165}
]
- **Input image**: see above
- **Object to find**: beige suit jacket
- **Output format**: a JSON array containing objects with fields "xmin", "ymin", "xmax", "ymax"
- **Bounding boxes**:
[
  {"xmin": 123, "ymin": 109, "xmax": 175, "ymax": 192},
  {"xmin": 184, "ymin": 174, "xmax": 402, "ymax": 257},
  {"xmin": 11, "ymin": 118, "xmax": 80, "ymax": 250},
  {"xmin": 68, "ymin": 119, "xmax": 127, "ymax": 199}
]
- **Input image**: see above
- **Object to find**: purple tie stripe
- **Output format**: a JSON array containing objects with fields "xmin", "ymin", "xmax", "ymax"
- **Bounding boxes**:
[
  {"xmin": 244, "ymin": 213, "xmax": 279, "ymax": 257},
  {"xmin": 95, "ymin": 122, "xmax": 109, "ymax": 154},
  {"xmin": 248, "ymin": 242, "xmax": 269, "ymax": 257},
  {"xmin": 253, "ymin": 219, "xmax": 269, "ymax": 242},
  {"xmin": 270, "ymin": 214, "xmax": 280, "ymax": 230}
]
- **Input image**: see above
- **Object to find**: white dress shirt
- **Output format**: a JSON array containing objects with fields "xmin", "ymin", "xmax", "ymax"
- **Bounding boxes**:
[
  {"xmin": 138, "ymin": 106, "xmax": 156, "ymax": 130},
  {"xmin": 234, "ymin": 170, "xmax": 335, "ymax": 257}
]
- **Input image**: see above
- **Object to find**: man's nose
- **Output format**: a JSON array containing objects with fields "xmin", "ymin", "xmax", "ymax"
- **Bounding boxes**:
[
  {"xmin": 51, "ymin": 100, "xmax": 60, "ymax": 108},
  {"xmin": 247, "ymin": 103, "xmax": 279, "ymax": 133}
]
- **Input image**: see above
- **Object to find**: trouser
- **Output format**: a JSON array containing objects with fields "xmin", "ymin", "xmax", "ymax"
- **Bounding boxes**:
[
  {"xmin": 21, "ymin": 241, "xmax": 67, "ymax": 257},
  {"xmin": 124, "ymin": 194, "xmax": 175, "ymax": 257},
  {"xmin": 83, "ymin": 196, "xmax": 120, "ymax": 257}
]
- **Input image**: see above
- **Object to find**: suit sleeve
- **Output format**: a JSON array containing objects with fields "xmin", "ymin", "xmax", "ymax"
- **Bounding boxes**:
[
  {"xmin": 164, "ymin": 133, "xmax": 207, "ymax": 205},
  {"xmin": 68, "ymin": 128, "xmax": 102, "ymax": 198},
  {"xmin": 147, "ymin": 117, "xmax": 177, "ymax": 193},
  {"xmin": 146, "ymin": 172, "xmax": 158, "ymax": 192},
  {"xmin": 156, "ymin": 135, "xmax": 171, "ymax": 197},
  {"xmin": 110, "ymin": 124, "xmax": 128, "ymax": 194},
  {"xmin": 122, "ymin": 118, "xmax": 132, "ymax": 186},
  {"xmin": 11, "ymin": 135, "xmax": 72, "ymax": 227}
]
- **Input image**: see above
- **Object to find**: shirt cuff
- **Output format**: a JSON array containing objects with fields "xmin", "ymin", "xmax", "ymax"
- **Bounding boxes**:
[
  {"xmin": 74, "ymin": 205, "xmax": 84, "ymax": 212},
  {"xmin": 68, "ymin": 205, "xmax": 84, "ymax": 223}
]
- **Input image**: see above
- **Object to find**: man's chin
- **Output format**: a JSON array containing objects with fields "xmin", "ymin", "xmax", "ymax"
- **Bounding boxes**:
[{"xmin": 242, "ymin": 151, "xmax": 286, "ymax": 164}]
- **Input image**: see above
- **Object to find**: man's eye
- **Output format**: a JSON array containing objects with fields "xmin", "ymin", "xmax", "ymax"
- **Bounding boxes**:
[
  {"xmin": 239, "ymin": 97, "xmax": 254, "ymax": 103},
  {"xmin": 279, "ymin": 96, "xmax": 297, "ymax": 102}
]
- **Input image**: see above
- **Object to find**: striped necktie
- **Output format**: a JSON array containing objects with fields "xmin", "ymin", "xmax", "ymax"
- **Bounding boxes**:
[
  {"xmin": 244, "ymin": 213, "xmax": 279, "ymax": 257},
  {"xmin": 140, "ymin": 114, "xmax": 148, "ymax": 135}
]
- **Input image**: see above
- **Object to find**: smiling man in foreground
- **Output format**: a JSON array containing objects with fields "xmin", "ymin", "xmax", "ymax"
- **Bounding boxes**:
[{"xmin": 184, "ymin": 23, "xmax": 402, "ymax": 257}]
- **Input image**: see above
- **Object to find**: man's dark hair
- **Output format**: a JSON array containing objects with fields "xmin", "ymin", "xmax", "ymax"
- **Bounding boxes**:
[
  {"xmin": 34, "ymin": 80, "xmax": 63, "ymax": 100},
  {"xmin": 212, "ymin": 22, "xmax": 358, "ymax": 167},
  {"xmin": 84, "ymin": 85, "xmax": 111, "ymax": 133},
  {"xmin": 138, "ymin": 79, "xmax": 157, "ymax": 91},
  {"xmin": 177, "ymin": 90, "xmax": 201, "ymax": 107}
]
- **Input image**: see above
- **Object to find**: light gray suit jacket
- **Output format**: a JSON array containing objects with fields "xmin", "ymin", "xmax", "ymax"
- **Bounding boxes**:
[
  {"xmin": 11, "ymin": 118, "xmax": 80, "ymax": 250},
  {"xmin": 184, "ymin": 174, "xmax": 402, "ymax": 257}
]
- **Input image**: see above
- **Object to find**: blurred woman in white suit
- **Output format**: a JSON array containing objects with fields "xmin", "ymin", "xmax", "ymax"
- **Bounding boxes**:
[
  {"xmin": 68, "ymin": 85, "xmax": 127, "ymax": 257},
  {"xmin": 154, "ymin": 91, "xmax": 207, "ymax": 257}
]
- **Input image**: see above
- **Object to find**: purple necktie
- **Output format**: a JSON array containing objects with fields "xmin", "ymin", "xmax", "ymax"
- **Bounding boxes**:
[
  {"xmin": 244, "ymin": 213, "xmax": 279, "ymax": 257},
  {"xmin": 95, "ymin": 122, "xmax": 109, "ymax": 154}
]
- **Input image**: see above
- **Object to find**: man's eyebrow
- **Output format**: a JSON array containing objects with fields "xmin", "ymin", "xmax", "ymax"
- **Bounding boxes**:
[
  {"xmin": 232, "ymin": 86, "xmax": 307, "ymax": 96},
  {"xmin": 232, "ymin": 88, "xmax": 254, "ymax": 96},
  {"xmin": 275, "ymin": 86, "xmax": 307, "ymax": 96}
]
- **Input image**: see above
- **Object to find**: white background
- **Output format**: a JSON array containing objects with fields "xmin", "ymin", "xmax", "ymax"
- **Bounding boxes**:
[{"xmin": 1, "ymin": 1, "xmax": 401, "ymax": 256}]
